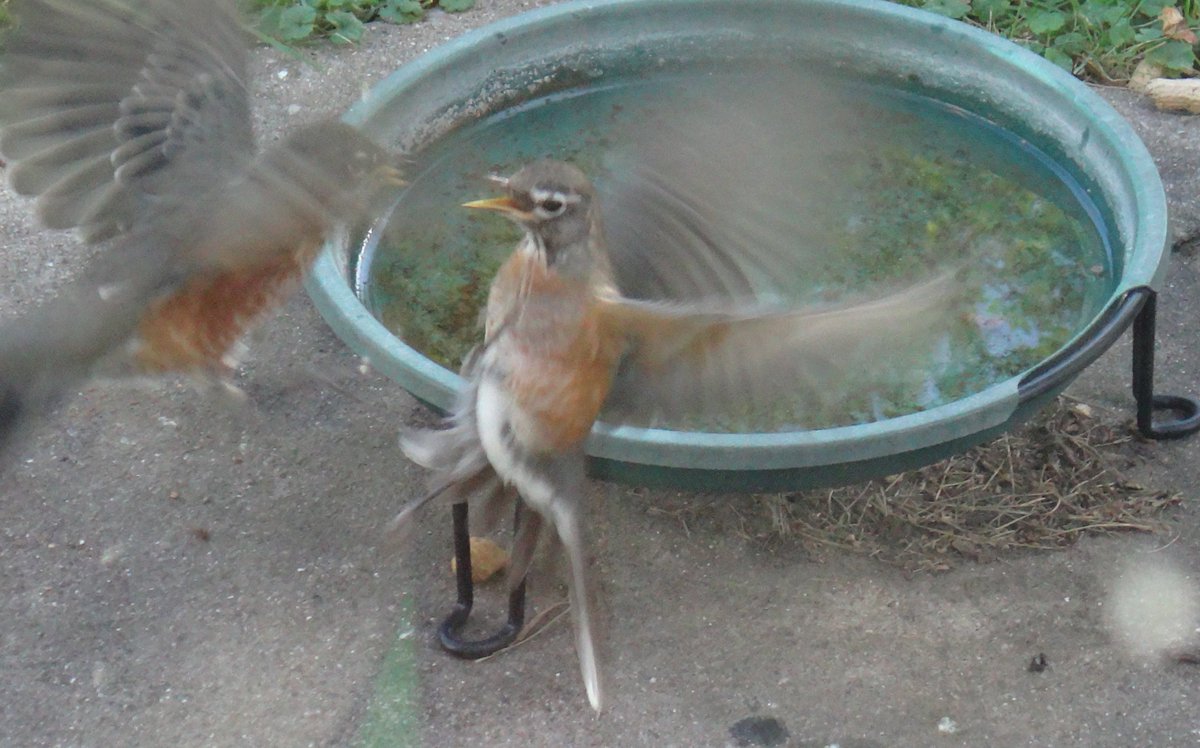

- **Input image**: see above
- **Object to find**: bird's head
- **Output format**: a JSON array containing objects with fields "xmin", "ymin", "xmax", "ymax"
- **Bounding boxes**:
[
  {"xmin": 266, "ymin": 121, "xmax": 405, "ymax": 222},
  {"xmin": 464, "ymin": 160, "xmax": 600, "ymax": 271}
]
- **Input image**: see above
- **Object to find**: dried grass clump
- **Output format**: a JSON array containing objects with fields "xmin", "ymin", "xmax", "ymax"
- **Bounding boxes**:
[{"xmin": 759, "ymin": 397, "xmax": 1179, "ymax": 571}]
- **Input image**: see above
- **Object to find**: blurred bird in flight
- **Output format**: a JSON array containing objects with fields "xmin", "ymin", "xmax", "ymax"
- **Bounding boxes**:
[{"xmin": 0, "ymin": 0, "xmax": 402, "ymax": 454}]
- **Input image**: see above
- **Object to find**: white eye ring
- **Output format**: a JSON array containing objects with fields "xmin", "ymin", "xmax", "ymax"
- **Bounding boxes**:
[{"xmin": 530, "ymin": 187, "xmax": 572, "ymax": 218}]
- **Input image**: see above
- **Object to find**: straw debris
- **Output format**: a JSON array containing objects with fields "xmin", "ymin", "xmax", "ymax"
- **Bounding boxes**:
[{"xmin": 756, "ymin": 396, "xmax": 1179, "ymax": 571}]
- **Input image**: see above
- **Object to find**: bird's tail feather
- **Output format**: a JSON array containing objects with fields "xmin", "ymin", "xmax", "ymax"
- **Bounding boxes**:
[
  {"xmin": 0, "ymin": 313, "xmax": 118, "ymax": 468},
  {"xmin": 552, "ymin": 500, "xmax": 605, "ymax": 712},
  {"xmin": 393, "ymin": 367, "xmax": 499, "ymax": 533},
  {"xmin": 0, "ymin": 245, "xmax": 181, "ymax": 466}
]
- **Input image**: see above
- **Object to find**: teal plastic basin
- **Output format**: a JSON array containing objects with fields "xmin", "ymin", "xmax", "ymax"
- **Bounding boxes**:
[{"xmin": 306, "ymin": 0, "xmax": 1168, "ymax": 492}]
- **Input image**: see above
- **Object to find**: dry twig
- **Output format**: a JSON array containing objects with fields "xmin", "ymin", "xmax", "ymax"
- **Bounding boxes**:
[{"xmin": 757, "ymin": 397, "xmax": 1178, "ymax": 571}]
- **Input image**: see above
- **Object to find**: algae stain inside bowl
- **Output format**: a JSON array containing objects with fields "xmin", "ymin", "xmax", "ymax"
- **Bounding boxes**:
[
  {"xmin": 308, "ymin": 0, "xmax": 1167, "ymax": 490},
  {"xmin": 355, "ymin": 67, "xmax": 1113, "ymax": 433}
]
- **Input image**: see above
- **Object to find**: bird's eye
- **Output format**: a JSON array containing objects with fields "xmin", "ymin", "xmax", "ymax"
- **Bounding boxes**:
[{"xmin": 540, "ymin": 198, "xmax": 564, "ymax": 213}]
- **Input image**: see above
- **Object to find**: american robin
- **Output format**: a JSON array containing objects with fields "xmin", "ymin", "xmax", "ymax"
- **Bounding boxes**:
[
  {"xmin": 0, "ymin": 0, "xmax": 401, "ymax": 452},
  {"xmin": 397, "ymin": 159, "xmax": 959, "ymax": 711}
]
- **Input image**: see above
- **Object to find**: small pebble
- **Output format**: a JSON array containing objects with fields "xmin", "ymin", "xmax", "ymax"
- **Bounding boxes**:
[
  {"xmin": 937, "ymin": 717, "xmax": 958, "ymax": 734},
  {"xmin": 100, "ymin": 545, "xmax": 124, "ymax": 567},
  {"xmin": 728, "ymin": 716, "xmax": 789, "ymax": 747}
]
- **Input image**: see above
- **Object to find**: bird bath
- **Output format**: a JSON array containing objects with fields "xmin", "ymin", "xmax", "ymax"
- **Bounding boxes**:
[{"xmin": 309, "ymin": 0, "xmax": 1199, "ymax": 493}]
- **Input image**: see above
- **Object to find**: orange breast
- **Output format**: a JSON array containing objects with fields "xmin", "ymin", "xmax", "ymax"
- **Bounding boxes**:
[
  {"xmin": 133, "ymin": 243, "xmax": 317, "ymax": 375},
  {"xmin": 489, "ymin": 252, "xmax": 625, "ymax": 450},
  {"xmin": 506, "ymin": 323, "xmax": 622, "ymax": 449}
]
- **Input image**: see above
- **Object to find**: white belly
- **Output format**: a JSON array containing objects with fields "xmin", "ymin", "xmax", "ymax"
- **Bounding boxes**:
[{"xmin": 475, "ymin": 377, "xmax": 557, "ymax": 511}]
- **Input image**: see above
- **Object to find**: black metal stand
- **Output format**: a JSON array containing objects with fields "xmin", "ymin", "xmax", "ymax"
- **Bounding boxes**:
[
  {"xmin": 437, "ymin": 501, "xmax": 527, "ymax": 659},
  {"xmin": 1131, "ymin": 290, "xmax": 1200, "ymax": 439},
  {"xmin": 1018, "ymin": 286, "xmax": 1200, "ymax": 440}
]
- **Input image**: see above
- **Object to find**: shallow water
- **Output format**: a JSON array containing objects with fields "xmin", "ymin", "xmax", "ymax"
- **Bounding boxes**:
[{"xmin": 358, "ymin": 70, "xmax": 1113, "ymax": 431}]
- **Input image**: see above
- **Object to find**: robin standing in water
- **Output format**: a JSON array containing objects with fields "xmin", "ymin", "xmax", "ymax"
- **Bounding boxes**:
[
  {"xmin": 0, "ymin": 0, "xmax": 402, "ymax": 451},
  {"xmin": 399, "ymin": 160, "xmax": 959, "ymax": 711}
]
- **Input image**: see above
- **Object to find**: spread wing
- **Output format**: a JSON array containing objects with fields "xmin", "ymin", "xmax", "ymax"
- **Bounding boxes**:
[
  {"xmin": 598, "ymin": 272, "xmax": 963, "ymax": 429},
  {"xmin": 601, "ymin": 74, "xmax": 855, "ymax": 304},
  {"xmin": 0, "ymin": 1, "xmax": 399, "ymax": 459},
  {"xmin": 590, "ymin": 77, "xmax": 969, "ymax": 430},
  {"xmin": 0, "ymin": 0, "xmax": 254, "ymax": 243}
]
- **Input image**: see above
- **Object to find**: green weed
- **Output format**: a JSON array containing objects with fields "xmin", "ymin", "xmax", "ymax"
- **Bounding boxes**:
[
  {"xmin": 242, "ymin": 0, "xmax": 475, "ymax": 44},
  {"xmin": 0, "ymin": 1, "xmax": 1193, "ymax": 80},
  {"xmin": 0, "ymin": 0, "xmax": 10, "ymax": 47},
  {"xmin": 898, "ymin": 0, "xmax": 1198, "ymax": 80}
]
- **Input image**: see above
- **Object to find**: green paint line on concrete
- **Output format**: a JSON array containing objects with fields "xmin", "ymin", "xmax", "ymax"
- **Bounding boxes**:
[{"xmin": 354, "ymin": 596, "xmax": 420, "ymax": 748}]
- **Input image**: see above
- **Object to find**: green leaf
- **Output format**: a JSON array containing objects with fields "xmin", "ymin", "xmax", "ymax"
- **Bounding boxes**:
[
  {"xmin": 974, "ymin": 0, "xmax": 1012, "ymax": 21},
  {"xmin": 1145, "ymin": 39, "xmax": 1197, "ymax": 70},
  {"xmin": 1027, "ymin": 9, "xmax": 1068, "ymax": 35},
  {"xmin": 1134, "ymin": 26, "xmax": 1164, "ymax": 42},
  {"xmin": 1101, "ymin": 5, "xmax": 1131, "ymax": 26},
  {"xmin": 440, "ymin": 0, "xmax": 476, "ymax": 11},
  {"xmin": 973, "ymin": 0, "xmax": 1012, "ymax": 20},
  {"xmin": 279, "ymin": 5, "xmax": 318, "ymax": 40},
  {"xmin": 326, "ymin": 9, "xmax": 363, "ymax": 44},
  {"xmin": 380, "ymin": 0, "xmax": 424, "ymax": 23},
  {"xmin": 1135, "ymin": 0, "xmax": 1171, "ymax": 19},
  {"xmin": 1042, "ymin": 46, "xmax": 1075, "ymax": 70},
  {"xmin": 1077, "ymin": 0, "xmax": 1109, "ymax": 27},
  {"xmin": 1076, "ymin": 0, "xmax": 1131, "ymax": 27},
  {"xmin": 1051, "ymin": 31, "xmax": 1088, "ymax": 55},
  {"xmin": 1105, "ymin": 17, "xmax": 1136, "ymax": 45},
  {"xmin": 921, "ymin": 0, "xmax": 970, "ymax": 19},
  {"xmin": 257, "ymin": 6, "xmax": 284, "ymax": 35}
]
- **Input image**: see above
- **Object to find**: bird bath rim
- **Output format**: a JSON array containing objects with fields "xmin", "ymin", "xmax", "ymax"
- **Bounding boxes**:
[{"xmin": 307, "ymin": 0, "xmax": 1170, "ymax": 491}]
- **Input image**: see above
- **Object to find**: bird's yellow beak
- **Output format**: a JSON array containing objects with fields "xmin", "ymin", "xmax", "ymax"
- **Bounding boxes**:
[{"xmin": 462, "ymin": 196, "xmax": 520, "ymax": 213}]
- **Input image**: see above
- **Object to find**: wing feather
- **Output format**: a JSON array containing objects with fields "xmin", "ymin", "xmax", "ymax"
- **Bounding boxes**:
[
  {"xmin": 600, "ymin": 272, "xmax": 963, "ymax": 427},
  {"xmin": 0, "ymin": 0, "xmax": 254, "ymax": 241}
]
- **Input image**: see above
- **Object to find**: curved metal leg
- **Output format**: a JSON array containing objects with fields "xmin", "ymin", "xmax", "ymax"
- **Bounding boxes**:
[
  {"xmin": 1132, "ymin": 290, "xmax": 1200, "ymax": 439},
  {"xmin": 437, "ymin": 501, "xmax": 527, "ymax": 659}
]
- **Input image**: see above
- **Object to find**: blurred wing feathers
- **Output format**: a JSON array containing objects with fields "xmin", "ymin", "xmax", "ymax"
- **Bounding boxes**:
[
  {"xmin": 0, "ymin": 0, "xmax": 253, "ymax": 242},
  {"xmin": 601, "ymin": 273, "xmax": 961, "ymax": 422}
]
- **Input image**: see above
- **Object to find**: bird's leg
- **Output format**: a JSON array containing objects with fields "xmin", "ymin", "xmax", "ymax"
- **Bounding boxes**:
[
  {"xmin": 475, "ymin": 481, "xmax": 517, "ymax": 535},
  {"xmin": 505, "ymin": 505, "xmax": 543, "ymax": 592}
]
